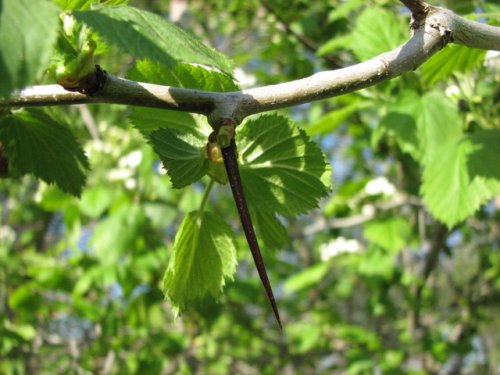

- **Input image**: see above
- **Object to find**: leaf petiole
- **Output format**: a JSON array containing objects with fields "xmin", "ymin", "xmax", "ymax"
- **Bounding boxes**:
[{"xmin": 198, "ymin": 178, "xmax": 215, "ymax": 215}]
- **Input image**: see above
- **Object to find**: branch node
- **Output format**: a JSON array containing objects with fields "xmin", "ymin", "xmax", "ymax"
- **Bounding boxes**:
[{"xmin": 207, "ymin": 106, "xmax": 242, "ymax": 132}]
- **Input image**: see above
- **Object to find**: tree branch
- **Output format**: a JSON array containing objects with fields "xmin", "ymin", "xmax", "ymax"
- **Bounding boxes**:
[{"xmin": 1, "ymin": 6, "xmax": 499, "ymax": 126}]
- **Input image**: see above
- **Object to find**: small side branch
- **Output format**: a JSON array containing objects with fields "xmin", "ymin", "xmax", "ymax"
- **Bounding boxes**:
[
  {"xmin": 400, "ymin": 0, "xmax": 431, "ymax": 31},
  {"xmin": 400, "ymin": 0, "xmax": 429, "ymax": 15},
  {"xmin": 448, "ymin": 12, "xmax": 500, "ymax": 50}
]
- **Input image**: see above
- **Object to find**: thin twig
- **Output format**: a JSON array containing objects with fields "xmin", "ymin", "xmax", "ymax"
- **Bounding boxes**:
[
  {"xmin": 77, "ymin": 105, "xmax": 100, "ymax": 140},
  {"xmin": 412, "ymin": 222, "xmax": 448, "ymax": 330},
  {"xmin": 259, "ymin": 0, "xmax": 342, "ymax": 68},
  {"xmin": 304, "ymin": 193, "xmax": 421, "ymax": 235}
]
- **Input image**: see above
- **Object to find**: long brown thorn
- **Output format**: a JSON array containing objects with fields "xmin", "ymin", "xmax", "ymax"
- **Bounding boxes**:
[{"xmin": 221, "ymin": 138, "xmax": 283, "ymax": 330}]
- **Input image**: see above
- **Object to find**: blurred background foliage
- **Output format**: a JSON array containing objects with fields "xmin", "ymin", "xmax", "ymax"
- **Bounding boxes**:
[{"xmin": 1, "ymin": 0, "xmax": 500, "ymax": 374}]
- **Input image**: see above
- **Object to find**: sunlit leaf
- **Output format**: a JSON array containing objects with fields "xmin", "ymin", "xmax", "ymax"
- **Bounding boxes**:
[
  {"xmin": 284, "ymin": 262, "xmax": 329, "ymax": 294},
  {"xmin": 421, "ymin": 44, "xmax": 486, "ymax": 85},
  {"xmin": 413, "ymin": 93, "xmax": 499, "ymax": 226},
  {"xmin": 238, "ymin": 114, "xmax": 332, "ymax": 217},
  {"xmin": 163, "ymin": 211, "xmax": 238, "ymax": 312},
  {"xmin": 287, "ymin": 322, "xmax": 323, "ymax": 354},
  {"xmin": 307, "ymin": 99, "xmax": 368, "ymax": 135},
  {"xmin": 378, "ymin": 91, "xmax": 463, "ymax": 163},
  {"xmin": 317, "ymin": 34, "xmax": 354, "ymax": 56},
  {"xmin": 53, "ymin": 0, "xmax": 128, "ymax": 10},
  {"xmin": 0, "ymin": 0, "xmax": 59, "ymax": 97},
  {"xmin": 350, "ymin": 7, "xmax": 406, "ymax": 61},
  {"xmin": 379, "ymin": 92, "xmax": 498, "ymax": 226},
  {"xmin": 39, "ymin": 185, "xmax": 75, "ymax": 211},
  {"xmin": 327, "ymin": 0, "xmax": 365, "ymax": 22},
  {"xmin": 358, "ymin": 246, "xmax": 396, "ymax": 279},
  {"xmin": 421, "ymin": 133, "xmax": 500, "ymax": 227},
  {"xmin": 412, "ymin": 93, "xmax": 463, "ymax": 164},
  {"xmin": 363, "ymin": 218, "xmax": 411, "ymax": 252},
  {"xmin": 80, "ymin": 186, "xmax": 116, "ymax": 218},
  {"xmin": 129, "ymin": 60, "xmax": 238, "ymax": 92}
]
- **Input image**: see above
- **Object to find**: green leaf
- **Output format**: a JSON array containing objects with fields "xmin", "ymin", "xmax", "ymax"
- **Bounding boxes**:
[
  {"xmin": 251, "ymin": 209, "xmax": 288, "ymax": 250},
  {"xmin": 0, "ymin": 109, "xmax": 89, "ymax": 196},
  {"xmin": 80, "ymin": 186, "xmax": 116, "ymax": 218},
  {"xmin": 130, "ymin": 108, "xmax": 201, "ymax": 137},
  {"xmin": 130, "ymin": 60, "xmax": 238, "ymax": 92},
  {"xmin": 91, "ymin": 202, "xmax": 146, "ymax": 264},
  {"xmin": 317, "ymin": 34, "xmax": 354, "ymax": 56},
  {"xmin": 416, "ymin": 94, "xmax": 464, "ymax": 162},
  {"xmin": 377, "ymin": 92, "xmax": 499, "ymax": 226},
  {"xmin": 163, "ymin": 211, "xmax": 238, "ymax": 312},
  {"xmin": 421, "ymin": 44, "xmax": 486, "ymax": 85},
  {"xmin": 287, "ymin": 322, "xmax": 323, "ymax": 354},
  {"xmin": 74, "ymin": 6, "xmax": 233, "ymax": 74},
  {"xmin": 284, "ymin": 262, "xmax": 329, "ymax": 294},
  {"xmin": 350, "ymin": 7, "xmax": 406, "ymax": 61},
  {"xmin": 363, "ymin": 218, "xmax": 411, "ymax": 252},
  {"xmin": 149, "ymin": 129, "xmax": 207, "ymax": 188},
  {"xmin": 307, "ymin": 100, "xmax": 367, "ymax": 136},
  {"xmin": 238, "ymin": 114, "xmax": 331, "ymax": 217},
  {"xmin": 38, "ymin": 185, "xmax": 75, "ymax": 211},
  {"xmin": 421, "ymin": 132, "xmax": 500, "ymax": 227},
  {"xmin": 0, "ymin": 0, "xmax": 60, "ymax": 97},
  {"xmin": 375, "ymin": 91, "xmax": 421, "ymax": 158},
  {"xmin": 358, "ymin": 246, "xmax": 396, "ymax": 279},
  {"xmin": 467, "ymin": 129, "xmax": 500, "ymax": 181},
  {"xmin": 53, "ymin": 0, "xmax": 128, "ymax": 11},
  {"xmin": 375, "ymin": 110, "xmax": 419, "ymax": 159},
  {"xmin": 377, "ymin": 91, "xmax": 462, "ymax": 162},
  {"xmin": 206, "ymin": 161, "xmax": 228, "ymax": 185},
  {"xmin": 327, "ymin": 0, "xmax": 365, "ymax": 22}
]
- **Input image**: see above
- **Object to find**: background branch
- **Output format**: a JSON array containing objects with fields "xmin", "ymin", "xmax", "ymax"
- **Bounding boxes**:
[
  {"xmin": 412, "ymin": 222, "xmax": 449, "ymax": 330},
  {"xmin": 304, "ymin": 194, "xmax": 421, "ymax": 234},
  {"xmin": 259, "ymin": 0, "xmax": 342, "ymax": 68}
]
